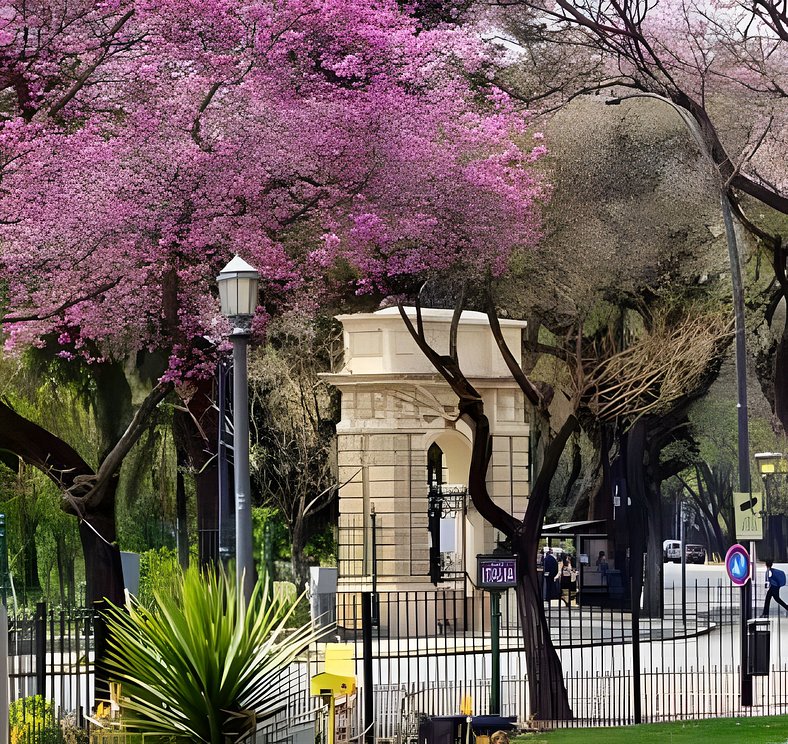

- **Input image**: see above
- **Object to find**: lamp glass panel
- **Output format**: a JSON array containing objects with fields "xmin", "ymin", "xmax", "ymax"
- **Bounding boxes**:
[
  {"xmin": 237, "ymin": 278, "xmax": 252, "ymax": 316},
  {"xmin": 218, "ymin": 280, "xmax": 231, "ymax": 316},
  {"xmin": 247, "ymin": 277, "xmax": 259, "ymax": 314}
]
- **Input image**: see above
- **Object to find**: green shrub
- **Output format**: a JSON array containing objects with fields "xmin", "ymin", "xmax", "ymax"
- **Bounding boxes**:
[
  {"xmin": 137, "ymin": 547, "xmax": 181, "ymax": 609},
  {"xmin": 9, "ymin": 696, "xmax": 60, "ymax": 744},
  {"xmin": 104, "ymin": 566, "xmax": 315, "ymax": 743}
]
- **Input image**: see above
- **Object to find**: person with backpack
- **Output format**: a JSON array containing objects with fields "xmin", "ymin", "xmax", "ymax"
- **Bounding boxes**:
[
  {"xmin": 761, "ymin": 559, "xmax": 788, "ymax": 617},
  {"xmin": 542, "ymin": 549, "xmax": 559, "ymax": 601}
]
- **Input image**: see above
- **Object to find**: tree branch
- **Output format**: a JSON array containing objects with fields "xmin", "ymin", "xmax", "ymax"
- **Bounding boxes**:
[{"xmin": 47, "ymin": 10, "xmax": 135, "ymax": 120}]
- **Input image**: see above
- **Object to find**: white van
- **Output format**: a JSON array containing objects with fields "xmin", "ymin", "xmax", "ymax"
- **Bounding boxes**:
[{"xmin": 663, "ymin": 540, "xmax": 682, "ymax": 563}]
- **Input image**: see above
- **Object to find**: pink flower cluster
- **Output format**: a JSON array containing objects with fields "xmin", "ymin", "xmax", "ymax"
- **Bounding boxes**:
[{"xmin": 0, "ymin": 0, "xmax": 546, "ymax": 381}]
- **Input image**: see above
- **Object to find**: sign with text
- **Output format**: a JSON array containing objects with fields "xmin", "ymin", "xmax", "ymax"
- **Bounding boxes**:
[
  {"xmin": 734, "ymin": 491, "xmax": 763, "ymax": 540},
  {"xmin": 477, "ymin": 555, "xmax": 518, "ymax": 589}
]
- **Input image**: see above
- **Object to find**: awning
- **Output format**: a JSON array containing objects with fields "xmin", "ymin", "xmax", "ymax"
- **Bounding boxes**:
[{"xmin": 542, "ymin": 520, "xmax": 607, "ymax": 535}]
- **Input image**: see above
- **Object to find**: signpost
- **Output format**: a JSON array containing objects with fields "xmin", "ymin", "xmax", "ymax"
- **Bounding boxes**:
[
  {"xmin": 733, "ymin": 492, "xmax": 763, "ymax": 541},
  {"xmin": 725, "ymin": 544, "xmax": 751, "ymax": 586},
  {"xmin": 725, "ymin": 543, "xmax": 752, "ymax": 705},
  {"xmin": 477, "ymin": 555, "xmax": 517, "ymax": 715}
]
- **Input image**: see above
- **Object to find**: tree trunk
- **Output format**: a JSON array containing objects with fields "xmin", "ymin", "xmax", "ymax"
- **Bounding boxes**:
[
  {"xmin": 590, "ymin": 427, "xmax": 615, "ymax": 522},
  {"xmin": 514, "ymin": 546, "xmax": 572, "ymax": 719},
  {"xmin": 0, "ymin": 402, "xmax": 125, "ymax": 603},
  {"xmin": 79, "ymin": 485, "xmax": 124, "ymax": 704},
  {"xmin": 510, "ymin": 415, "xmax": 577, "ymax": 720},
  {"xmin": 56, "ymin": 537, "xmax": 66, "ymax": 607},
  {"xmin": 22, "ymin": 520, "xmax": 41, "ymax": 593},
  {"xmin": 176, "ymin": 448, "xmax": 189, "ymax": 570},
  {"xmin": 775, "ymin": 327, "xmax": 788, "ymax": 431},
  {"xmin": 397, "ymin": 302, "xmax": 578, "ymax": 720},
  {"xmin": 174, "ymin": 386, "xmax": 219, "ymax": 566},
  {"xmin": 462, "ymin": 402, "xmax": 574, "ymax": 720},
  {"xmin": 0, "ymin": 402, "xmax": 125, "ymax": 703}
]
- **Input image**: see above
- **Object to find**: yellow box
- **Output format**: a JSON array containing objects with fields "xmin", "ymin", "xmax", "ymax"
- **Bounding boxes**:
[{"xmin": 310, "ymin": 672, "xmax": 356, "ymax": 697}]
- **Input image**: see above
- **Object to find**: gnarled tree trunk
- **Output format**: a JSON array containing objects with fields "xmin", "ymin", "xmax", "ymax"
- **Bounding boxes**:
[{"xmin": 398, "ymin": 303, "xmax": 577, "ymax": 720}]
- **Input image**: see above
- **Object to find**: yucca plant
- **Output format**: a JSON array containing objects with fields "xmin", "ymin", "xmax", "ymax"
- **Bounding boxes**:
[{"xmin": 104, "ymin": 566, "xmax": 315, "ymax": 743}]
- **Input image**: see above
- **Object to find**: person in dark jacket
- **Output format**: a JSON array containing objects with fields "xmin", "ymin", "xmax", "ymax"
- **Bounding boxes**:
[
  {"xmin": 762, "ymin": 559, "xmax": 788, "ymax": 617},
  {"xmin": 543, "ymin": 549, "xmax": 558, "ymax": 601}
]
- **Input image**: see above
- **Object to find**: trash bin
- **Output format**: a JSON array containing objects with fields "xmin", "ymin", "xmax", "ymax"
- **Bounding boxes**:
[
  {"xmin": 606, "ymin": 569, "xmax": 624, "ymax": 598},
  {"xmin": 417, "ymin": 715, "xmax": 468, "ymax": 744},
  {"xmin": 747, "ymin": 618, "xmax": 771, "ymax": 676}
]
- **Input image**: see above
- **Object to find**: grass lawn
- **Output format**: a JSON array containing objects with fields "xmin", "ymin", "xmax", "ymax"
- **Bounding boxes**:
[{"xmin": 513, "ymin": 716, "xmax": 788, "ymax": 743}]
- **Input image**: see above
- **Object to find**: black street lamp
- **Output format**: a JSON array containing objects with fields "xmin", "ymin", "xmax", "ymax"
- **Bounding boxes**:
[{"xmin": 217, "ymin": 255, "xmax": 260, "ymax": 604}]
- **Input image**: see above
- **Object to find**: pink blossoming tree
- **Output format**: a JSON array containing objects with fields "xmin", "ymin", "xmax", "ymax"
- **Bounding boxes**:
[{"xmin": 0, "ymin": 0, "xmax": 547, "ymax": 698}]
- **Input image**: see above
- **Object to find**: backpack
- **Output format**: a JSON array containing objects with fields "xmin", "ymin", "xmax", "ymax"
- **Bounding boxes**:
[{"xmin": 772, "ymin": 568, "xmax": 787, "ymax": 588}]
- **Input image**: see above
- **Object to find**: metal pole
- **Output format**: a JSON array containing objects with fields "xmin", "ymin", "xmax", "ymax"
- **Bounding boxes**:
[
  {"xmin": 370, "ymin": 507, "xmax": 379, "ymax": 626},
  {"xmin": 631, "ymin": 574, "xmax": 642, "ymax": 724},
  {"xmin": 722, "ymin": 193, "xmax": 754, "ymax": 707},
  {"xmin": 35, "ymin": 602, "xmax": 46, "ymax": 698},
  {"xmin": 490, "ymin": 590, "xmax": 501, "ymax": 715},
  {"xmin": 232, "ymin": 332, "xmax": 255, "ymax": 604},
  {"xmin": 681, "ymin": 503, "xmax": 686, "ymax": 628},
  {"xmin": 361, "ymin": 592, "xmax": 374, "ymax": 744},
  {"xmin": 0, "ymin": 604, "xmax": 7, "ymax": 744},
  {"xmin": 218, "ymin": 361, "xmax": 235, "ymax": 566},
  {"xmin": 721, "ymin": 192, "xmax": 752, "ymax": 495},
  {"xmin": 614, "ymin": 97, "xmax": 755, "ymax": 709}
]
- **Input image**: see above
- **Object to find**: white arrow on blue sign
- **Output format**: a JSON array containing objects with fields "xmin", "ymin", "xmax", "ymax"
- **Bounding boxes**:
[{"xmin": 725, "ymin": 544, "xmax": 751, "ymax": 586}]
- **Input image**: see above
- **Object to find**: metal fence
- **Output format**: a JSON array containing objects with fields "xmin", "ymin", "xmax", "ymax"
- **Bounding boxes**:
[
  {"xmin": 7, "ymin": 602, "xmax": 96, "ymax": 740},
  {"xmin": 321, "ymin": 576, "xmax": 788, "ymax": 740},
  {"xmin": 8, "ymin": 578, "xmax": 788, "ymax": 743}
]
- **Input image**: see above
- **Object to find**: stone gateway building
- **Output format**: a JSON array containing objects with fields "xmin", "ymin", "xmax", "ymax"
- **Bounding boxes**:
[{"xmin": 322, "ymin": 307, "xmax": 532, "ymax": 627}]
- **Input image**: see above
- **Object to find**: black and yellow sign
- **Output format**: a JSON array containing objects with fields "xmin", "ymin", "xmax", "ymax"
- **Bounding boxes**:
[{"xmin": 734, "ymin": 491, "xmax": 763, "ymax": 540}]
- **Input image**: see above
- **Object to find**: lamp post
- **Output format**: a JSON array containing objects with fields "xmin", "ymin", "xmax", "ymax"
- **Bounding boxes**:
[
  {"xmin": 217, "ymin": 255, "xmax": 260, "ymax": 604},
  {"xmin": 607, "ymin": 90, "xmax": 754, "ymax": 705},
  {"xmin": 755, "ymin": 452, "xmax": 786, "ymax": 559}
]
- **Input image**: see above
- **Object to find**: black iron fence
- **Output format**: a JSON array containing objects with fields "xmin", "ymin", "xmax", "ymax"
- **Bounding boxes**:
[
  {"xmin": 320, "ymin": 576, "xmax": 788, "ymax": 740},
  {"xmin": 7, "ymin": 577, "xmax": 788, "ymax": 742},
  {"xmin": 7, "ymin": 602, "xmax": 96, "ymax": 741}
]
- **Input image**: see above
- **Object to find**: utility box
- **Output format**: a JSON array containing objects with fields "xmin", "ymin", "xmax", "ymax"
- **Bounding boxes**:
[
  {"xmin": 417, "ymin": 715, "xmax": 468, "ymax": 744},
  {"xmin": 311, "ymin": 643, "xmax": 356, "ymax": 697},
  {"xmin": 310, "ymin": 645, "xmax": 357, "ymax": 744},
  {"xmin": 310, "ymin": 567, "xmax": 337, "ymax": 629},
  {"xmin": 310, "ymin": 672, "xmax": 356, "ymax": 697},
  {"xmin": 747, "ymin": 618, "xmax": 771, "ymax": 676}
]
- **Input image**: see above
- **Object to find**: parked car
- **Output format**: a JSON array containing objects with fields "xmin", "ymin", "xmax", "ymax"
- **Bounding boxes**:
[
  {"xmin": 663, "ymin": 540, "xmax": 681, "ymax": 563},
  {"xmin": 685, "ymin": 544, "xmax": 706, "ymax": 564},
  {"xmin": 663, "ymin": 540, "xmax": 707, "ymax": 564}
]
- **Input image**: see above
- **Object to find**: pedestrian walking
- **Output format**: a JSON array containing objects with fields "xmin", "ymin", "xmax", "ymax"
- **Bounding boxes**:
[{"xmin": 762, "ymin": 559, "xmax": 788, "ymax": 617}]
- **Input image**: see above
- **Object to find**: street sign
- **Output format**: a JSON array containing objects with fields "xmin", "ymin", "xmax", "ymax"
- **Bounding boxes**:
[
  {"xmin": 477, "ymin": 555, "xmax": 518, "ymax": 589},
  {"xmin": 733, "ymin": 491, "xmax": 763, "ymax": 540},
  {"xmin": 725, "ymin": 544, "xmax": 751, "ymax": 586}
]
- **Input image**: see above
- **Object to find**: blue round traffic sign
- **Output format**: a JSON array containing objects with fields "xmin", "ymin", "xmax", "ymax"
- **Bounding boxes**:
[{"xmin": 725, "ymin": 544, "xmax": 751, "ymax": 586}]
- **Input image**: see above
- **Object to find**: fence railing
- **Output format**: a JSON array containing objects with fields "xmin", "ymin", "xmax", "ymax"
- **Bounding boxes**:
[
  {"xmin": 7, "ymin": 603, "xmax": 96, "ymax": 742},
  {"xmin": 318, "ymin": 577, "xmax": 788, "ymax": 739},
  {"xmin": 8, "ymin": 578, "xmax": 788, "ymax": 743}
]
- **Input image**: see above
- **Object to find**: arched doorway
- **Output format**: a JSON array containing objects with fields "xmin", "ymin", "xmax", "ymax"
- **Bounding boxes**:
[{"xmin": 426, "ymin": 432, "xmax": 471, "ymax": 584}]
